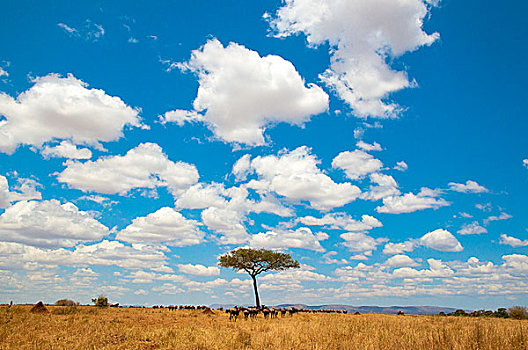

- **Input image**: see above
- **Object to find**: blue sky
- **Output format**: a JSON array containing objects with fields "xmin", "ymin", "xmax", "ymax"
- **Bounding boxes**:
[{"xmin": 0, "ymin": 0, "xmax": 527, "ymax": 309}]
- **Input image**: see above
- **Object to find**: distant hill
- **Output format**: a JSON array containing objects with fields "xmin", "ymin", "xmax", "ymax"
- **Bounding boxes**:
[{"xmin": 210, "ymin": 303, "xmax": 462, "ymax": 315}]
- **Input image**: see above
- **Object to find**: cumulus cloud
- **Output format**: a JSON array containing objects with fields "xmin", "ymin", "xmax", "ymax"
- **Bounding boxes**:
[
  {"xmin": 376, "ymin": 187, "xmax": 449, "ymax": 214},
  {"xmin": 41, "ymin": 141, "xmax": 92, "ymax": 159},
  {"xmin": 383, "ymin": 241, "xmax": 416, "ymax": 255},
  {"xmin": 332, "ymin": 150, "xmax": 383, "ymax": 180},
  {"xmin": 384, "ymin": 229, "xmax": 462, "ymax": 254},
  {"xmin": 0, "ymin": 175, "xmax": 42, "ymax": 208},
  {"xmin": 356, "ymin": 141, "xmax": 382, "ymax": 152},
  {"xmin": 361, "ymin": 173, "xmax": 400, "ymax": 201},
  {"xmin": 298, "ymin": 213, "xmax": 382, "ymax": 232},
  {"xmin": 116, "ymin": 207, "xmax": 204, "ymax": 246},
  {"xmin": 247, "ymin": 146, "xmax": 361, "ymax": 210},
  {"xmin": 159, "ymin": 109, "xmax": 202, "ymax": 126},
  {"xmin": 448, "ymin": 180, "xmax": 488, "ymax": 193},
  {"xmin": 201, "ymin": 206, "xmax": 249, "ymax": 245},
  {"xmin": 249, "ymin": 227, "xmax": 328, "ymax": 252},
  {"xmin": 58, "ymin": 143, "xmax": 199, "ymax": 196},
  {"xmin": 419, "ymin": 229, "xmax": 463, "ymax": 252},
  {"xmin": 168, "ymin": 38, "xmax": 328, "ymax": 145},
  {"xmin": 0, "ymin": 199, "xmax": 109, "ymax": 248},
  {"xmin": 499, "ymin": 234, "xmax": 528, "ymax": 248},
  {"xmin": 523, "ymin": 159, "xmax": 528, "ymax": 169},
  {"xmin": 457, "ymin": 222, "xmax": 487, "ymax": 235},
  {"xmin": 394, "ymin": 161, "xmax": 408, "ymax": 172},
  {"xmin": 385, "ymin": 255, "xmax": 419, "ymax": 268},
  {"xmin": 340, "ymin": 232, "xmax": 387, "ymax": 255},
  {"xmin": 177, "ymin": 264, "xmax": 220, "ymax": 276},
  {"xmin": 0, "ymin": 74, "xmax": 142, "ymax": 154},
  {"xmin": 176, "ymin": 183, "xmax": 291, "ymax": 244},
  {"xmin": 270, "ymin": 0, "xmax": 439, "ymax": 118}
]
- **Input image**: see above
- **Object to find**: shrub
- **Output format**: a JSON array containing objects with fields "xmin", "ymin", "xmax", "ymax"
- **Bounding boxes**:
[
  {"xmin": 55, "ymin": 299, "xmax": 79, "ymax": 306},
  {"xmin": 508, "ymin": 306, "xmax": 528, "ymax": 320},
  {"xmin": 493, "ymin": 308, "xmax": 509, "ymax": 318},
  {"xmin": 91, "ymin": 296, "xmax": 109, "ymax": 308}
]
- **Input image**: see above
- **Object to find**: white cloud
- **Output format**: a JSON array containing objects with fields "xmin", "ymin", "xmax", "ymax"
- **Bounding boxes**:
[
  {"xmin": 159, "ymin": 109, "xmax": 202, "ymax": 126},
  {"xmin": 298, "ymin": 213, "xmax": 382, "ymax": 232},
  {"xmin": 392, "ymin": 258, "xmax": 454, "ymax": 279},
  {"xmin": 361, "ymin": 173, "xmax": 400, "ymax": 201},
  {"xmin": 249, "ymin": 227, "xmax": 328, "ymax": 252},
  {"xmin": 383, "ymin": 241, "xmax": 415, "ymax": 255},
  {"xmin": 41, "ymin": 141, "xmax": 92, "ymax": 159},
  {"xmin": 356, "ymin": 141, "xmax": 382, "ymax": 152},
  {"xmin": 484, "ymin": 212, "xmax": 512, "ymax": 225},
  {"xmin": 116, "ymin": 207, "xmax": 204, "ymax": 246},
  {"xmin": 57, "ymin": 20, "xmax": 105, "ymax": 41},
  {"xmin": 457, "ymin": 222, "xmax": 487, "ymax": 235},
  {"xmin": 0, "ymin": 199, "xmax": 109, "ymax": 248},
  {"xmin": 332, "ymin": 150, "xmax": 383, "ymax": 180},
  {"xmin": 394, "ymin": 161, "xmax": 408, "ymax": 172},
  {"xmin": 232, "ymin": 154, "xmax": 252, "ymax": 181},
  {"xmin": 0, "ymin": 67, "xmax": 8, "ymax": 77},
  {"xmin": 385, "ymin": 255, "xmax": 419, "ymax": 268},
  {"xmin": 170, "ymin": 38, "xmax": 328, "ymax": 145},
  {"xmin": 523, "ymin": 159, "xmax": 528, "ymax": 169},
  {"xmin": 58, "ymin": 143, "xmax": 199, "ymax": 196},
  {"xmin": 0, "ymin": 176, "xmax": 8, "ymax": 208},
  {"xmin": 376, "ymin": 187, "xmax": 449, "ymax": 214},
  {"xmin": 175, "ymin": 183, "xmax": 227, "ymax": 209},
  {"xmin": 499, "ymin": 234, "xmax": 528, "ymax": 248},
  {"xmin": 201, "ymin": 206, "xmax": 248, "ymax": 244},
  {"xmin": 340, "ymin": 232, "xmax": 387, "ymax": 255},
  {"xmin": 248, "ymin": 146, "xmax": 361, "ymax": 210},
  {"xmin": 0, "ymin": 175, "xmax": 42, "ymax": 208},
  {"xmin": 177, "ymin": 264, "xmax": 220, "ymax": 276},
  {"xmin": 419, "ymin": 229, "xmax": 463, "ymax": 252},
  {"xmin": 448, "ymin": 180, "xmax": 488, "ymax": 193},
  {"xmin": 270, "ymin": 0, "xmax": 439, "ymax": 118},
  {"xmin": 0, "ymin": 74, "xmax": 142, "ymax": 154}
]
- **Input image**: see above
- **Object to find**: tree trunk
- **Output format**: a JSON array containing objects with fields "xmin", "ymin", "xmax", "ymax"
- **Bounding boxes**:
[{"xmin": 251, "ymin": 275, "xmax": 260, "ymax": 308}]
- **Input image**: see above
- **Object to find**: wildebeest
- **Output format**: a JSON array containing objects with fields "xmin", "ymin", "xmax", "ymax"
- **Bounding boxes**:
[{"xmin": 227, "ymin": 307, "xmax": 240, "ymax": 321}]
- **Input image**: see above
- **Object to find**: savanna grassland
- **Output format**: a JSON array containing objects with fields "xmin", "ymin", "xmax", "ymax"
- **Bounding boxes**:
[{"xmin": 1, "ymin": 305, "xmax": 527, "ymax": 350}]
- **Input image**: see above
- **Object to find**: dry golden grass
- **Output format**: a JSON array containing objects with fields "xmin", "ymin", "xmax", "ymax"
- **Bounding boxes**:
[{"xmin": 1, "ymin": 305, "xmax": 527, "ymax": 349}]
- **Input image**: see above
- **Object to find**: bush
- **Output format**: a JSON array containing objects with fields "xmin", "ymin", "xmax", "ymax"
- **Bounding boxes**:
[
  {"xmin": 508, "ymin": 306, "xmax": 528, "ymax": 320},
  {"xmin": 91, "ymin": 296, "xmax": 109, "ymax": 308},
  {"xmin": 493, "ymin": 308, "xmax": 509, "ymax": 318},
  {"xmin": 55, "ymin": 299, "xmax": 79, "ymax": 306}
]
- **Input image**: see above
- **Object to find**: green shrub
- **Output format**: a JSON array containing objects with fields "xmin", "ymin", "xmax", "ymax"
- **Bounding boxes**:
[{"xmin": 91, "ymin": 296, "xmax": 109, "ymax": 308}]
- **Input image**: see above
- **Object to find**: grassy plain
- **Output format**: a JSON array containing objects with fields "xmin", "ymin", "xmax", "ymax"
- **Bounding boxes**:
[{"xmin": 0, "ymin": 305, "xmax": 527, "ymax": 349}]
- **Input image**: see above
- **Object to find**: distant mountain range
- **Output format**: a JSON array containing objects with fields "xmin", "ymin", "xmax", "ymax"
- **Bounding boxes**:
[{"xmin": 210, "ymin": 304, "xmax": 462, "ymax": 315}]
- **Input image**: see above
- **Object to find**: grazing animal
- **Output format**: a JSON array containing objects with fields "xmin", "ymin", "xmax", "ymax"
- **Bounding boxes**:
[{"xmin": 228, "ymin": 307, "xmax": 240, "ymax": 321}]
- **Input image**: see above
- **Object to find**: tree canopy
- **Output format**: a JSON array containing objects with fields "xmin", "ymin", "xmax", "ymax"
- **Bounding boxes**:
[{"xmin": 218, "ymin": 248, "xmax": 300, "ymax": 308}]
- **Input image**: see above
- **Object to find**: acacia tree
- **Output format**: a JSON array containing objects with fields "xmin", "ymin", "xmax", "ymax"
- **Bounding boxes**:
[{"xmin": 218, "ymin": 248, "xmax": 300, "ymax": 308}]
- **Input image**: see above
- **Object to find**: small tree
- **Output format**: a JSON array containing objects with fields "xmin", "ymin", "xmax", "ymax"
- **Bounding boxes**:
[
  {"xmin": 218, "ymin": 248, "xmax": 300, "ymax": 308},
  {"xmin": 508, "ymin": 306, "xmax": 528, "ymax": 320},
  {"xmin": 91, "ymin": 295, "xmax": 109, "ymax": 307}
]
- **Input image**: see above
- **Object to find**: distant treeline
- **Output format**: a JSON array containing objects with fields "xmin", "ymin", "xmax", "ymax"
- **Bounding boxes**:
[{"xmin": 439, "ymin": 306, "xmax": 527, "ymax": 320}]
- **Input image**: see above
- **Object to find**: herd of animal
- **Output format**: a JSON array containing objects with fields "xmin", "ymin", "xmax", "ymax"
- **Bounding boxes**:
[
  {"xmin": 224, "ymin": 306, "xmax": 350, "ymax": 321},
  {"xmin": 150, "ymin": 304, "xmax": 360, "ymax": 321}
]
